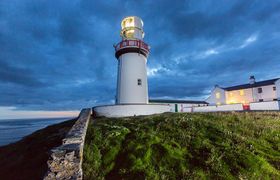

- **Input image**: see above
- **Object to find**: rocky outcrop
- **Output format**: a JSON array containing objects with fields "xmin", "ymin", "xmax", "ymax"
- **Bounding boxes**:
[{"xmin": 44, "ymin": 108, "xmax": 91, "ymax": 180}]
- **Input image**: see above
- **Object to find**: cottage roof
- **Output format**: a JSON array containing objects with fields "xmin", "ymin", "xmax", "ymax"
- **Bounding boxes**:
[{"xmin": 222, "ymin": 78, "xmax": 279, "ymax": 91}]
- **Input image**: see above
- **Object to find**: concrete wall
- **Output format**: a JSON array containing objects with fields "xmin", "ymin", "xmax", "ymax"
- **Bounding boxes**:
[
  {"xmin": 193, "ymin": 104, "xmax": 243, "ymax": 112},
  {"xmin": 44, "ymin": 108, "xmax": 92, "ymax": 180},
  {"xmin": 116, "ymin": 53, "xmax": 148, "ymax": 104},
  {"xmin": 94, "ymin": 104, "xmax": 170, "ymax": 117},
  {"xmin": 275, "ymin": 79, "xmax": 280, "ymax": 99},
  {"xmin": 168, "ymin": 103, "xmax": 207, "ymax": 112},
  {"xmin": 250, "ymin": 101, "xmax": 280, "ymax": 110}
]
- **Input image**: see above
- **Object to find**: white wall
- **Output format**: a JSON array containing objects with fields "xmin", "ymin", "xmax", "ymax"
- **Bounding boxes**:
[
  {"xmin": 193, "ymin": 104, "xmax": 243, "ymax": 112},
  {"xmin": 250, "ymin": 101, "xmax": 280, "ymax": 110},
  {"xmin": 253, "ymin": 85, "xmax": 277, "ymax": 102},
  {"xmin": 206, "ymin": 87, "xmax": 226, "ymax": 105},
  {"xmin": 168, "ymin": 103, "xmax": 207, "ymax": 112},
  {"xmin": 275, "ymin": 79, "xmax": 280, "ymax": 99},
  {"xmin": 94, "ymin": 104, "xmax": 170, "ymax": 117},
  {"xmin": 116, "ymin": 53, "xmax": 148, "ymax": 104}
]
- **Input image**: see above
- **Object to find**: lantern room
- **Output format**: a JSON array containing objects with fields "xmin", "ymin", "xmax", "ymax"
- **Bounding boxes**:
[{"xmin": 120, "ymin": 16, "xmax": 144, "ymax": 40}]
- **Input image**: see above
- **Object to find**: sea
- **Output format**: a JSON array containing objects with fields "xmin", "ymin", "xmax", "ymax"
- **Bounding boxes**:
[{"xmin": 0, "ymin": 117, "xmax": 73, "ymax": 147}]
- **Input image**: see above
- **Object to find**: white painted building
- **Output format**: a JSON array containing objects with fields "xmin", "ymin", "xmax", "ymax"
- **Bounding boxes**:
[
  {"xmin": 94, "ymin": 16, "xmax": 171, "ymax": 117},
  {"xmin": 115, "ymin": 16, "xmax": 149, "ymax": 104},
  {"xmin": 206, "ymin": 76, "xmax": 280, "ymax": 105}
]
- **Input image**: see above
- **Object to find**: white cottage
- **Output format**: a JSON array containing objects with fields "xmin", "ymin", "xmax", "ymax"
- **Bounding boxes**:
[{"xmin": 206, "ymin": 76, "xmax": 280, "ymax": 105}]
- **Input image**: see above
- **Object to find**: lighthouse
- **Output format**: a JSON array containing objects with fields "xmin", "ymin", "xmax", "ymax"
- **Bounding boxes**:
[
  {"xmin": 114, "ymin": 16, "xmax": 150, "ymax": 104},
  {"xmin": 93, "ymin": 16, "xmax": 170, "ymax": 117}
]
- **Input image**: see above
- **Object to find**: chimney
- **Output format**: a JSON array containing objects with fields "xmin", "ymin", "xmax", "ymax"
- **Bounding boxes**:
[{"xmin": 249, "ymin": 75, "xmax": 255, "ymax": 84}]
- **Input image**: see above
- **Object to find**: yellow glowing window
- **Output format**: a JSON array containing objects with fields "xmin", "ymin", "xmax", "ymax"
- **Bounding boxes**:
[
  {"xmin": 216, "ymin": 102, "xmax": 221, "ymax": 106},
  {"xmin": 124, "ymin": 29, "xmax": 135, "ymax": 39},
  {"xmin": 216, "ymin": 92, "xmax": 220, "ymax": 99},
  {"xmin": 229, "ymin": 92, "xmax": 233, "ymax": 97},
  {"xmin": 239, "ymin": 90, "xmax": 244, "ymax": 96},
  {"xmin": 122, "ymin": 17, "xmax": 135, "ymax": 29}
]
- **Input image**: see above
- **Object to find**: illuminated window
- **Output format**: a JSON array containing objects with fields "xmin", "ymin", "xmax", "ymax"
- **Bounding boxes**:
[
  {"xmin": 216, "ymin": 102, "xmax": 221, "ymax": 106},
  {"xmin": 121, "ymin": 17, "xmax": 136, "ymax": 39},
  {"xmin": 229, "ymin": 92, "xmax": 233, "ymax": 97},
  {"xmin": 124, "ymin": 29, "xmax": 135, "ymax": 38},
  {"xmin": 239, "ymin": 90, "xmax": 244, "ymax": 96},
  {"xmin": 215, "ymin": 92, "xmax": 220, "ymax": 99},
  {"xmin": 122, "ymin": 17, "xmax": 135, "ymax": 28},
  {"xmin": 137, "ymin": 79, "xmax": 142, "ymax": 86}
]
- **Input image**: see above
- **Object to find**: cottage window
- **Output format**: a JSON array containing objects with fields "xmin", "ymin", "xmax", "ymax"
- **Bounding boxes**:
[
  {"xmin": 229, "ymin": 92, "xmax": 233, "ymax": 97},
  {"xmin": 137, "ymin": 79, "xmax": 142, "ymax": 86},
  {"xmin": 258, "ymin": 88, "xmax": 262, "ymax": 93},
  {"xmin": 239, "ymin": 90, "xmax": 244, "ymax": 96},
  {"xmin": 215, "ymin": 92, "xmax": 220, "ymax": 99},
  {"xmin": 259, "ymin": 99, "xmax": 263, "ymax": 102},
  {"xmin": 273, "ymin": 86, "xmax": 276, "ymax": 91}
]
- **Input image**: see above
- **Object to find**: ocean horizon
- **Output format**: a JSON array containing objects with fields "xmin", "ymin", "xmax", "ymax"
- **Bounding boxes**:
[{"xmin": 0, "ymin": 117, "xmax": 75, "ymax": 146}]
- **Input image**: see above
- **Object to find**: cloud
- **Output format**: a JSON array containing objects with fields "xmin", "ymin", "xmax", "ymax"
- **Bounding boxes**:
[
  {"xmin": 239, "ymin": 34, "xmax": 258, "ymax": 49},
  {"xmin": 147, "ymin": 66, "xmax": 171, "ymax": 77},
  {"xmin": 0, "ymin": 0, "xmax": 279, "ymax": 112}
]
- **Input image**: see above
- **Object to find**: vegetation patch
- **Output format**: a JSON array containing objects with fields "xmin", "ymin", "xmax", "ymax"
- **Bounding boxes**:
[{"xmin": 83, "ymin": 112, "xmax": 280, "ymax": 179}]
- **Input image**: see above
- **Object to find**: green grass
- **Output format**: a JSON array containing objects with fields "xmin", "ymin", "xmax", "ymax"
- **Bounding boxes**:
[{"xmin": 83, "ymin": 112, "xmax": 280, "ymax": 179}]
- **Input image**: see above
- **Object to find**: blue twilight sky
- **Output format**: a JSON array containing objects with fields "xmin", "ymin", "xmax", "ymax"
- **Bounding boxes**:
[{"xmin": 0, "ymin": 0, "xmax": 280, "ymax": 118}]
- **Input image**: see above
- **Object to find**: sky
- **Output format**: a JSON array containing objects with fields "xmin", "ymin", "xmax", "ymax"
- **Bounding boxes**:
[{"xmin": 0, "ymin": 0, "xmax": 280, "ymax": 119}]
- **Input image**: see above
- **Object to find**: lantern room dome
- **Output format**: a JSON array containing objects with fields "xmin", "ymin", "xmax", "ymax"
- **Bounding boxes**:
[{"xmin": 120, "ymin": 16, "xmax": 144, "ymax": 40}]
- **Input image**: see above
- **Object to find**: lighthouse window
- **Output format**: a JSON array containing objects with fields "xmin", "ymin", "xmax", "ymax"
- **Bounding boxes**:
[{"xmin": 137, "ymin": 79, "xmax": 142, "ymax": 86}]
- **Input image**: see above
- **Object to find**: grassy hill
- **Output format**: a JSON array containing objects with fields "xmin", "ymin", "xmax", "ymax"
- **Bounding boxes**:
[{"xmin": 83, "ymin": 112, "xmax": 280, "ymax": 179}]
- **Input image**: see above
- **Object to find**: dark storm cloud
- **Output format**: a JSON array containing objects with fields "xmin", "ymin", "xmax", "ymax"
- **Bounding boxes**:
[{"xmin": 0, "ymin": 0, "xmax": 280, "ymax": 110}]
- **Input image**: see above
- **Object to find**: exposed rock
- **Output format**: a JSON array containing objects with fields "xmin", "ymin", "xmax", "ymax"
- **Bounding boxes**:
[{"xmin": 44, "ymin": 108, "xmax": 91, "ymax": 180}]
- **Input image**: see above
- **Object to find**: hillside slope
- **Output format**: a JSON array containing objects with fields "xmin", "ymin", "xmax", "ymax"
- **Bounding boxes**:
[
  {"xmin": 83, "ymin": 112, "xmax": 280, "ymax": 179},
  {"xmin": 0, "ymin": 119, "xmax": 76, "ymax": 180}
]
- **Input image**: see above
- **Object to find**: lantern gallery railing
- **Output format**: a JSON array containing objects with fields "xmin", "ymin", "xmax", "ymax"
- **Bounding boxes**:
[{"xmin": 114, "ymin": 40, "xmax": 150, "ymax": 52}]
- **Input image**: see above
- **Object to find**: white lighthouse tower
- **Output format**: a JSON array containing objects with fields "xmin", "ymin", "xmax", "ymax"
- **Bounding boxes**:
[
  {"xmin": 115, "ymin": 16, "xmax": 150, "ymax": 104},
  {"xmin": 93, "ymin": 16, "xmax": 170, "ymax": 117}
]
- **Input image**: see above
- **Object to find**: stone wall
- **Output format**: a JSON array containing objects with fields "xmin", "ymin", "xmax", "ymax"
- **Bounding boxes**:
[{"xmin": 44, "ymin": 108, "xmax": 92, "ymax": 180}]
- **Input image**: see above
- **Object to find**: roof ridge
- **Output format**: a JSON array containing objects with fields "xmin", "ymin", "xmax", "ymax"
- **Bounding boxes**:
[{"xmin": 222, "ymin": 77, "xmax": 279, "ymax": 91}]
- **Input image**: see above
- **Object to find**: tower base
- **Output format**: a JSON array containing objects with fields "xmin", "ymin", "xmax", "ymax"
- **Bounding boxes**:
[{"xmin": 93, "ymin": 104, "xmax": 171, "ymax": 118}]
